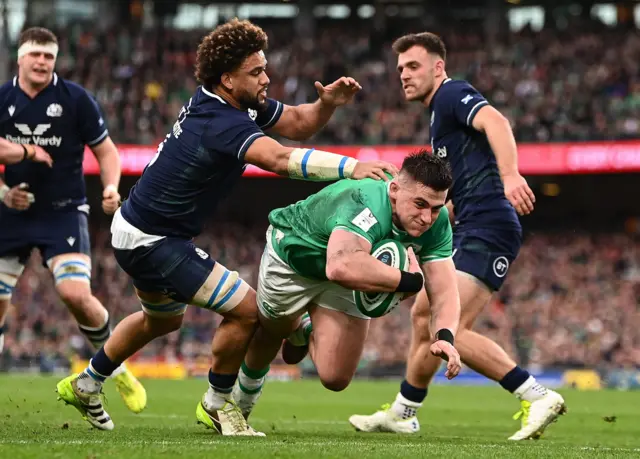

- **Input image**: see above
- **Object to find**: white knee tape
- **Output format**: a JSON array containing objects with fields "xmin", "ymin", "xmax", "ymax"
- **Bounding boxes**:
[
  {"xmin": 51, "ymin": 258, "xmax": 92, "ymax": 285},
  {"xmin": 139, "ymin": 298, "xmax": 187, "ymax": 317},
  {"xmin": 0, "ymin": 272, "xmax": 18, "ymax": 300},
  {"xmin": 201, "ymin": 263, "xmax": 250, "ymax": 313}
]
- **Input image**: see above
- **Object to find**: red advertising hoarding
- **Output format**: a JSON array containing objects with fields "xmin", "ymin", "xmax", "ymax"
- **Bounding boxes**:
[{"xmin": 4, "ymin": 141, "xmax": 640, "ymax": 176}]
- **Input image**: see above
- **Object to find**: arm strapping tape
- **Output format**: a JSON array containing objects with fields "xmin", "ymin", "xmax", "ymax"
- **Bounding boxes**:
[{"xmin": 288, "ymin": 148, "xmax": 358, "ymax": 181}]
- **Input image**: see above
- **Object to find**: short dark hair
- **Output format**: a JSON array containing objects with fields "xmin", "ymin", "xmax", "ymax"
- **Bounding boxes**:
[
  {"xmin": 400, "ymin": 149, "xmax": 452, "ymax": 191},
  {"xmin": 19, "ymin": 27, "xmax": 58, "ymax": 46},
  {"xmin": 195, "ymin": 18, "xmax": 268, "ymax": 89},
  {"xmin": 392, "ymin": 32, "xmax": 446, "ymax": 61}
]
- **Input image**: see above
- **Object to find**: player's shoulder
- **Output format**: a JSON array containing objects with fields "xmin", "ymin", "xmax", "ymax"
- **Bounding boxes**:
[
  {"xmin": 349, "ymin": 178, "xmax": 393, "ymax": 220},
  {"xmin": 55, "ymin": 76, "xmax": 93, "ymax": 100},
  {"xmin": 0, "ymin": 77, "xmax": 17, "ymax": 101},
  {"xmin": 436, "ymin": 78, "xmax": 483, "ymax": 100},
  {"xmin": 192, "ymin": 86, "xmax": 255, "ymax": 123}
]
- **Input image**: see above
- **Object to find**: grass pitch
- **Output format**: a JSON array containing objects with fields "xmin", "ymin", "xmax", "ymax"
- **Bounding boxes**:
[{"xmin": 0, "ymin": 375, "xmax": 638, "ymax": 458}]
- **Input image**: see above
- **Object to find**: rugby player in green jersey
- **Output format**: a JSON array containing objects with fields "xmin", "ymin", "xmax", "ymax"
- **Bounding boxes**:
[{"xmin": 232, "ymin": 151, "xmax": 462, "ymax": 419}]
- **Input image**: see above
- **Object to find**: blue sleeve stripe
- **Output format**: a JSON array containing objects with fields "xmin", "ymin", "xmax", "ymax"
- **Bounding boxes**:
[
  {"xmin": 237, "ymin": 132, "xmax": 264, "ymax": 160},
  {"xmin": 259, "ymin": 101, "xmax": 283, "ymax": 129},
  {"xmin": 338, "ymin": 156, "xmax": 349, "ymax": 179},
  {"xmin": 206, "ymin": 269, "xmax": 230, "ymax": 309},
  {"xmin": 301, "ymin": 148, "xmax": 315, "ymax": 179},
  {"xmin": 87, "ymin": 129, "xmax": 109, "ymax": 146}
]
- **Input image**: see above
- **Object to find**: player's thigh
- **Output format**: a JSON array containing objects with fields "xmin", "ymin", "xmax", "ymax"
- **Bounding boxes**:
[
  {"xmin": 0, "ymin": 213, "xmax": 31, "ymax": 300},
  {"xmin": 452, "ymin": 228, "xmax": 521, "ymax": 329},
  {"xmin": 255, "ymin": 234, "xmax": 322, "ymax": 338},
  {"xmin": 308, "ymin": 302, "xmax": 369, "ymax": 386},
  {"xmin": 112, "ymin": 237, "xmax": 205, "ymax": 318}
]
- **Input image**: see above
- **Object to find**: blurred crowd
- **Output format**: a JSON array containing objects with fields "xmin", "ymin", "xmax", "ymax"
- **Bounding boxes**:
[
  {"xmin": 8, "ymin": 17, "xmax": 640, "ymax": 146},
  {"xmin": 2, "ymin": 224, "xmax": 639, "ymax": 373}
]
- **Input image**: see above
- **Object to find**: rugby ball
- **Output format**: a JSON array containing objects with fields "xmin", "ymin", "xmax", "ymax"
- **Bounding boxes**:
[{"xmin": 354, "ymin": 239, "xmax": 409, "ymax": 318}]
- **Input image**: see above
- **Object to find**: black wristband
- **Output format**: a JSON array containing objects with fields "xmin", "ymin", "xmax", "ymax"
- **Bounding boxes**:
[
  {"xmin": 435, "ymin": 328, "xmax": 455, "ymax": 346},
  {"xmin": 22, "ymin": 144, "xmax": 29, "ymax": 161},
  {"xmin": 395, "ymin": 271, "xmax": 423, "ymax": 293}
]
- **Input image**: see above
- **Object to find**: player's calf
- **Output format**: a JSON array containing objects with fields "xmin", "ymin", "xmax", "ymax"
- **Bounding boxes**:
[{"xmin": 0, "ymin": 261, "xmax": 24, "ymax": 353}]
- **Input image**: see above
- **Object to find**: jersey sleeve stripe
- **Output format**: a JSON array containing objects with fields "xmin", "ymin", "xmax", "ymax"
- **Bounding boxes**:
[
  {"xmin": 466, "ymin": 100, "xmax": 489, "ymax": 125},
  {"xmin": 333, "ymin": 226, "xmax": 374, "ymax": 244},
  {"xmin": 237, "ymin": 132, "xmax": 264, "ymax": 160},
  {"xmin": 87, "ymin": 130, "xmax": 109, "ymax": 147},
  {"xmin": 258, "ymin": 101, "xmax": 283, "ymax": 129}
]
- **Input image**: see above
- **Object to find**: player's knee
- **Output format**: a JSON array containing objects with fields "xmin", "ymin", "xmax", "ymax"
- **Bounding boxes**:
[
  {"xmin": 57, "ymin": 282, "xmax": 92, "ymax": 308},
  {"xmin": 319, "ymin": 373, "xmax": 351, "ymax": 392},
  {"xmin": 142, "ymin": 311, "xmax": 184, "ymax": 335},
  {"xmin": 223, "ymin": 290, "xmax": 259, "ymax": 327},
  {"xmin": 0, "ymin": 273, "xmax": 19, "ymax": 301}
]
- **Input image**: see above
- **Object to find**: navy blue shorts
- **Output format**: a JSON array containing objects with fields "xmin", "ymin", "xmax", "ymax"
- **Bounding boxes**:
[
  {"xmin": 0, "ymin": 207, "xmax": 91, "ymax": 268},
  {"xmin": 113, "ymin": 237, "xmax": 214, "ymax": 303},
  {"xmin": 452, "ymin": 227, "xmax": 522, "ymax": 292}
]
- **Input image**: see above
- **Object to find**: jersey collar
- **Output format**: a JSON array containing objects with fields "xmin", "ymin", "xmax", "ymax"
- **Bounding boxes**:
[
  {"xmin": 201, "ymin": 86, "xmax": 227, "ymax": 104},
  {"xmin": 14, "ymin": 73, "xmax": 59, "ymax": 100},
  {"xmin": 13, "ymin": 72, "xmax": 58, "ymax": 87},
  {"xmin": 428, "ymin": 77, "xmax": 451, "ymax": 112}
]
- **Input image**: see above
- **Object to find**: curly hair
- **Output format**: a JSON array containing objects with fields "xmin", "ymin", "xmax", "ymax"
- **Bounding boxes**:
[{"xmin": 195, "ymin": 19, "xmax": 269, "ymax": 89}]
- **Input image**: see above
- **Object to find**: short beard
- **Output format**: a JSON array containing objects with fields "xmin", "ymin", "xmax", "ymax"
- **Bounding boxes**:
[{"xmin": 237, "ymin": 91, "xmax": 266, "ymax": 111}]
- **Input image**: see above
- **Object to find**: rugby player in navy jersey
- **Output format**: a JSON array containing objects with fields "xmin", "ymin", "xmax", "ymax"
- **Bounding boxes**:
[
  {"xmin": 0, "ymin": 27, "xmax": 146, "ymax": 413},
  {"xmin": 349, "ymin": 32, "xmax": 566, "ymax": 440},
  {"xmin": 56, "ymin": 19, "xmax": 397, "ymax": 435}
]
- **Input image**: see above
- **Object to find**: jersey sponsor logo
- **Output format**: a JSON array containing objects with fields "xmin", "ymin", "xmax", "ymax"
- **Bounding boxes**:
[
  {"xmin": 493, "ymin": 256, "xmax": 509, "ymax": 278},
  {"xmin": 8, "ymin": 105, "xmax": 15, "ymax": 116},
  {"xmin": 66, "ymin": 237, "xmax": 76, "ymax": 247},
  {"xmin": 46, "ymin": 103, "xmax": 63, "ymax": 117},
  {"xmin": 351, "ymin": 208, "xmax": 378, "ymax": 232},
  {"xmin": 461, "ymin": 94, "xmax": 474, "ymax": 105},
  {"xmin": 436, "ymin": 146, "xmax": 447, "ymax": 158},
  {"xmin": 248, "ymin": 109, "xmax": 258, "ymax": 121},
  {"xmin": 7, "ymin": 123, "xmax": 62, "ymax": 147},
  {"xmin": 195, "ymin": 248, "xmax": 208, "ymax": 260}
]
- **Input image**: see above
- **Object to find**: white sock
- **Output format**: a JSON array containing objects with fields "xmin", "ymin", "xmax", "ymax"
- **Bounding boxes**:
[
  {"xmin": 204, "ymin": 386, "xmax": 232, "ymax": 411},
  {"xmin": 238, "ymin": 368, "xmax": 265, "ymax": 394},
  {"xmin": 390, "ymin": 393, "xmax": 422, "ymax": 420},
  {"xmin": 514, "ymin": 376, "xmax": 548, "ymax": 403},
  {"xmin": 76, "ymin": 370, "xmax": 103, "ymax": 394}
]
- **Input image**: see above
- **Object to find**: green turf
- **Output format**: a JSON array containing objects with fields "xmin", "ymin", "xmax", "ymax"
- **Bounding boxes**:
[{"xmin": 0, "ymin": 375, "xmax": 639, "ymax": 458}]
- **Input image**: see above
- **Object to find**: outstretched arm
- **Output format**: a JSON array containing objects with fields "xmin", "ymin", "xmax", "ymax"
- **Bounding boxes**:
[
  {"xmin": 268, "ymin": 77, "xmax": 362, "ymax": 141},
  {"xmin": 244, "ymin": 136, "xmax": 397, "ymax": 182}
]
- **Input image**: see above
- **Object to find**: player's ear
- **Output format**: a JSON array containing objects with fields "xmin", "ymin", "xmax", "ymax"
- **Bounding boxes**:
[
  {"xmin": 389, "ymin": 180, "xmax": 400, "ymax": 199},
  {"xmin": 434, "ymin": 58, "xmax": 445, "ymax": 77},
  {"xmin": 220, "ymin": 72, "xmax": 233, "ymax": 91}
]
